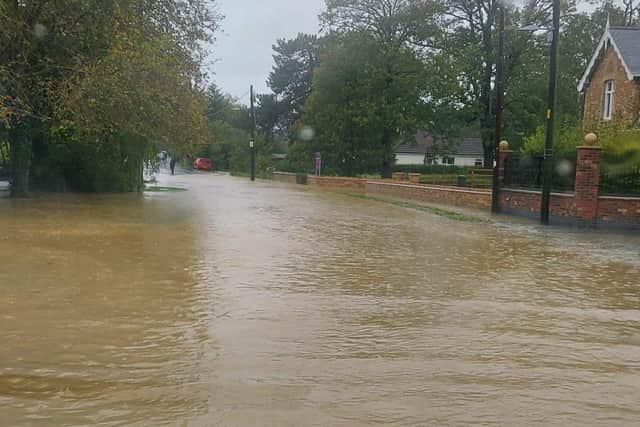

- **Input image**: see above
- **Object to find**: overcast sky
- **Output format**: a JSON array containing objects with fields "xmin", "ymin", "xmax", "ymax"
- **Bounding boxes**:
[{"xmin": 210, "ymin": 0, "xmax": 326, "ymax": 102}]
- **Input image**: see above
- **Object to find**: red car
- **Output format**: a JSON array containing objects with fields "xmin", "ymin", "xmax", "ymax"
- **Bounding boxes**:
[{"xmin": 193, "ymin": 158, "xmax": 213, "ymax": 171}]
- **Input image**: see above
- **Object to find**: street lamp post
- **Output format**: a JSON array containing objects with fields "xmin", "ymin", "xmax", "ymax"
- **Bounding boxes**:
[
  {"xmin": 249, "ymin": 85, "xmax": 256, "ymax": 182},
  {"xmin": 540, "ymin": 0, "xmax": 561, "ymax": 225},
  {"xmin": 492, "ymin": 1, "xmax": 506, "ymax": 214}
]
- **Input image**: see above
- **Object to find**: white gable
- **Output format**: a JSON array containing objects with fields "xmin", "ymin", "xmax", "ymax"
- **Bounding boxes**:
[{"xmin": 577, "ymin": 27, "xmax": 635, "ymax": 93}]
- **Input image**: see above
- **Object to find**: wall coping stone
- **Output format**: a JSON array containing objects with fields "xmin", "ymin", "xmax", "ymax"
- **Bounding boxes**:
[
  {"xmin": 311, "ymin": 175, "xmax": 367, "ymax": 180},
  {"xmin": 599, "ymin": 195, "xmax": 640, "ymax": 201},
  {"xmin": 577, "ymin": 146, "xmax": 603, "ymax": 150},
  {"xmin": 502, "ymin": 188, "xmax": 575, "ymax": 198},
  {"xmin": 368, "ymin": 180, "xmax": 491, "ymax": 196}
]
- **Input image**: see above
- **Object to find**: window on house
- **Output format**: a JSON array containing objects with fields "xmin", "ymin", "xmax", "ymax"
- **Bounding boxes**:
[
  {"xmin": 442, "ymin": 156, "xmax": 455, "ymax": 165},
  {"xmin": 475, "ymin": 159, "xmax": 483, "ymax": 167},
  {"xmin": 425, "ymin": 152, "xmax": 435, "ymax": 165},
  {"xmin": 603, "ymin": 80, "xmax": 615, "ymax": 120}
]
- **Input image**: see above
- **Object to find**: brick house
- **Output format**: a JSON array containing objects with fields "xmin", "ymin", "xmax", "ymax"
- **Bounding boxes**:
[{"xmin": 578, "ymin": 24, "xmax": 640, "ymax": 126}]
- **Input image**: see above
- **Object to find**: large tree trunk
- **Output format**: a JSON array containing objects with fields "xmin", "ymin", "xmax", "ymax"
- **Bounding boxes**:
[
  {"xmin": 480, "ymin": 58, "xmax": 495, "ymax": 168},
  {"xmin": 483, "ymin": 139, "xmax": 493, "ymax": 168},
  {"xmin": 9, "ymin": 126, "xmax": 32, "ymax": 198},
  {"xmin": 381, "ymin": 159, "xmax": 392, "ymax": 179},
  {"xmin": 480, "ymin": 13, "xmax": 496, "ymax": 169},
  {"xmin": 380, "ymin": 128, "xmax": 393, "ymax": 179}
]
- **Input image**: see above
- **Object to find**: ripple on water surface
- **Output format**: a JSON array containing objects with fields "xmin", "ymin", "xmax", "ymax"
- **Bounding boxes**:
[{"xmin": 1, "ymin": 174, "xmax": 640, "ymax": 426}]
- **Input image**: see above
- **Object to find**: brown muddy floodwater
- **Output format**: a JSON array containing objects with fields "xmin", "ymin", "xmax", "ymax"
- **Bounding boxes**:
[{"xmin": 1, "ymin": 173, "xmax": 640, "ymax": 426}]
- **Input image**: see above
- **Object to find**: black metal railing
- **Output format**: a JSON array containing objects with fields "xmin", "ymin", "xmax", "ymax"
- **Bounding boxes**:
[
  {"xmin": 503, "ymin": 154, "xmax": 575, "ymax": 193},
  {"xmin": 600, "ymin": 166, "xmax": 640, "ymax": 197}
]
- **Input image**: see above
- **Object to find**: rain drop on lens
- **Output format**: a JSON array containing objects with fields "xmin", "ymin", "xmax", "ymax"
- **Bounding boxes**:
[
  {"xmin": 34, "ymin": 24, "xmax": 48, "ymax": 39},
  {"xmin": 556, "ymin": 159, "xmax": 573, "ymax": 177},
  {"xmin": 299, "ymin": 126, "xmax": 315, "ymax": 141}
]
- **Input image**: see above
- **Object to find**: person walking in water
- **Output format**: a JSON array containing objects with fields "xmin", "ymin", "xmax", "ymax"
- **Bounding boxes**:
[{"xmin": 170, "ymin": 157, "xmax": 177, "ymax": 175}]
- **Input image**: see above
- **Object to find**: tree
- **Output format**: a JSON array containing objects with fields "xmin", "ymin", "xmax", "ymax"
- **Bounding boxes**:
[
  {"xmin": 622, "ymin": 0, "xmax": 639, "ymax": 24},
  {"xmin": 267, "ymin": 33, "xmax": 323, "ymax": 133},
  {"xmin": 506, "ymin": 1, "xmax": 633, "ymax": 149},
  {"xmin": 202, "ymin": 84, "xmax": 248, "ymax": 171},
  {"xmin": 315, "ymin": 0, "xmax": 442, "ymax": 177},
  {"xmin": 201, "ymin": 84, "xmax": 280, "ymax": 176},
  {"xmin": 293, "ymin": 33, "xmax": 429, "ymax": 176},
  {"xmin": 0, "ymin": 0, "xmax": 221, "ymax": 195},
  {"xmin": 322, "ymin": 0, "xmax": 443, "ymax": 47},
  {"xmin": 256, "ymin": 94, "xmax": 283, "ymax": 145},
  {"xmin": 430, "ymin": 0, "xmax": 593, "ymax": 163}
]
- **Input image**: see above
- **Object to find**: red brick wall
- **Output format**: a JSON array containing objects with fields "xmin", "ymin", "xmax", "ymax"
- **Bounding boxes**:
[
  {"xmin": 366, "ymin": 181, "xmax": 491, "ymax": 209},
  {"xmin": 307, "ymin": 176, "xmax": 367, "ymax": 191},
  {"xmin": 583, "ymin": 46, "xmax": 640, "ymax": 127},
  {"xmin": 500, "ymin": 189, "xmax": 576, "ymax": 219},
  {"xmin": 274, "ymin": 169, "xmax": 640, "ymax": 229},
  {"xmin": 499, "ymin": 146, "xmax": 640, "ymax": 228},
  {"xmin": 598, "ymin": 197, "xmax": 640, "ymax": 227}
]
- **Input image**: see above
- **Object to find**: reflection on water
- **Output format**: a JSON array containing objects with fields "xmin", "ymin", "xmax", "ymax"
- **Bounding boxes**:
[{"xmin": 1, "ymin": 174, "xmax": 640, "ymax": 426}]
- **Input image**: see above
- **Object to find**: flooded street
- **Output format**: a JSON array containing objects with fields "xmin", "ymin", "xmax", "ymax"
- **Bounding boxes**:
[{"xmin": 1, "ymin": 173, "xmax": 640, "ymax": 426}]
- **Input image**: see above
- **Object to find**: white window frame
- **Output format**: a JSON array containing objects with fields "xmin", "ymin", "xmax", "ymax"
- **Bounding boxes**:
[
  {"xmin": 603, "ymin": 80, "xmax": 615, "ymax": 121},
  {"xmin": 441, "ymin": 156, "xmax": 455, "ymax": 166}
]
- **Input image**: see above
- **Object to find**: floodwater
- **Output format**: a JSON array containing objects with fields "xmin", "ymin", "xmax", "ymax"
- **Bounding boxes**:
[{"xmin": 1, "ymin": 173, "xmax": 640, "ymax": 426}]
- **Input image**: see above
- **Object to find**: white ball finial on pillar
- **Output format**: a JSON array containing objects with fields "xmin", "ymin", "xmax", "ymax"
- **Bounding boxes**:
[{"xmin": 584, "ymin": 133, "xmax": 598, "ymax": 146}]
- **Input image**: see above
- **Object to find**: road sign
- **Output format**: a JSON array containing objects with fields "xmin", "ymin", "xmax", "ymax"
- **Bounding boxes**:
[{"xmin": 314, "ymin": 152, "xmax": 322, "ymax": 176}]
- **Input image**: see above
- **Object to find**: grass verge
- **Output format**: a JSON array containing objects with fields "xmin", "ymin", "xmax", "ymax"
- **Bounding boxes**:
[
  {"xmin": 144, "ymin": 186, "xmax": 187, "ymax": 193},
  {"xmin": 345, "ymin": 193, "xmax": 487, "ymax": 223}
]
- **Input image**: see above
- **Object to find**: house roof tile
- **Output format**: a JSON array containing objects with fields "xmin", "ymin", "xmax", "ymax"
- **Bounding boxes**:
[
  {"xmin": 578, "ymin": 25, "xmax": 640, "ymax": 92},
  {"xmin": 395, "ymin": 132, "xmax": 483, "ymax": 157},
  {"xmin": 609, "ymin": 27, "xmax": 640, "ymax": 76}
]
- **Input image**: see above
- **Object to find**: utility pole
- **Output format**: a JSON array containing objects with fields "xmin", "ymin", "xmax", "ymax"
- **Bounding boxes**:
[
  {"xmin": 540, "ymin": 0, "xmax": 560, "ymax": 225},
  {"xmin": 249, "ymin": 85, "xmax": 256, "ymax": 182},
  {"xmin": 491, "ymin": 1, "xmax": 505, "ymax": 214}
]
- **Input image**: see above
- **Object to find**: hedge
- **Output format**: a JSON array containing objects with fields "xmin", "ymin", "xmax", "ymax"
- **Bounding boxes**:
[{"xmin": 391, "ymin": 164, "xmax": 483, "ymax": 175}]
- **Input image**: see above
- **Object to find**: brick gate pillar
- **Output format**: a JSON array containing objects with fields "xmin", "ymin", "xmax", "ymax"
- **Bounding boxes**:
[{"xmin": 574, "ymin": 133, "xmax": 602, "ymax": 226}]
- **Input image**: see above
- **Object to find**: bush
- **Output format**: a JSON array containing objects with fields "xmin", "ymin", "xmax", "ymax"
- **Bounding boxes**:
[
  {"xmin": 31, "ymin": 130, "xmax": 148, "ymax": 193},
  {"xmin": 523, "ymin": 120, "xmax": 640, "ymax": 161},
  {"xmin": 419, "ymin": 173, "xmax": 492, "ymax": 187},
  {"xmin": 274, "ymin": 158, "xmax": 311, "ymax": 174},
  {"xmin": 522, "ymin": 120, "xmax": 584, "ymax": 156}
]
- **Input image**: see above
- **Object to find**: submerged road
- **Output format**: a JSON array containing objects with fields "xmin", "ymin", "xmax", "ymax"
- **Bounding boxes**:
[{"xmin": 1, "ymin": 172, "xmax": 640, "ymax": 426}]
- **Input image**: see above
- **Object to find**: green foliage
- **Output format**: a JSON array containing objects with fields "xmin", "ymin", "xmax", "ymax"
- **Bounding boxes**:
[
  {"xmin": 267, "ymin": 34, "xmax": 323, "ymax": 132},
  {"xmin": 0, "ymin": 133, "xmax": 9, "ymax": 169},
  {"xmin": 598, "ymin": 126, "xmax": 640, "ymax": 175},
  {"xmin": 291, "ymin": 33, "xmax": 431, "ymax": 177},
  {"xmin": 0, "ymin": 0, "xmax": 221, "ymax": 194},
  {"xmin": 522, "ymin": 121, "xmax": 584, "ymax": 156},
  {"xmin": 199, "ymin": 86, "xmax": 279, "ymax": 177},
  {"xmin": 273, "ymin": 158, "xmax": 311, "ymax": 174},
  {"xmin": 418, "ymin": 174, "xmax": 492, "ymax": 187},
  {"xmin": 200, "ymin": 85, "xmax": 269, "ymax": 176},
  {"xmin": 523, "ymin": 120, "xmax": 640, "ymax": 179},
  {"xmin": 256, "ymin": 94, "xmax": 283, "ymax": 144},
  {"xmin": 200, "ymin": 84, "xmax": 249, "ymax": 171},
  {"xmin": 322, "ymin": 0, "xmax": 443, "ymax": 47}
]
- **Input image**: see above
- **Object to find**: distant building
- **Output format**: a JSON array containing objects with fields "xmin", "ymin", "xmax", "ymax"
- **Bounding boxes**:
[
  {"xmin": 394, "ymin": 131, "xmax": 484, "ymax": 167},
  {"xmin": 578, "ymin": 23, "xmax": 640, "ymax": 126}
]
